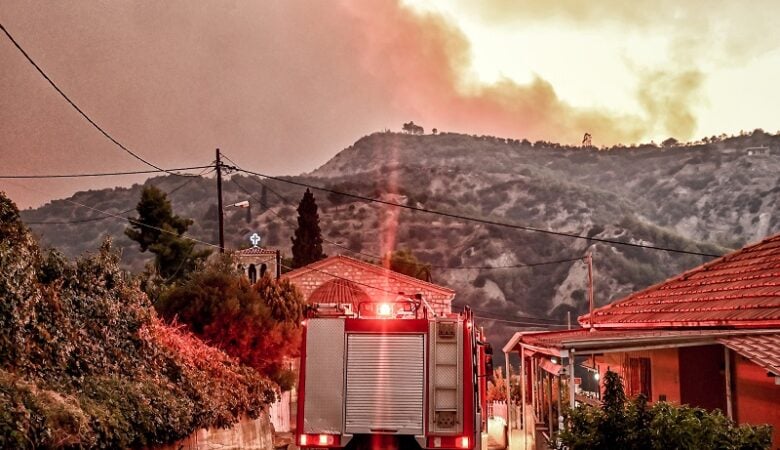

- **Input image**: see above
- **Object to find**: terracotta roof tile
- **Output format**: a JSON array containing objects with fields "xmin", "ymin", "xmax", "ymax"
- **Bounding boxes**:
[
  {"xmin": 309, "ymin": 278, "xmax": 371, "ymax": 307},
  {"xmin": 513, "ymin": 328, "xmax": 777, "ymax": 355},
  {"xmin": 582, "ymin": 233, "xmax": 780, "ymax": 328},
  {"xmin": 718, "ymin": 333, "xmax": 780, "ymax": 375},
  {"xmin": 234, "ymin": 247, "xmax": 278, "ymax": 255}
]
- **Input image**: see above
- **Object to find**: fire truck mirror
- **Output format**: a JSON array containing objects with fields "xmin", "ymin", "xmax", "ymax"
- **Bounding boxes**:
[
  {"xmin": 485, "ymin": 356, "xmax": 495, "ymax": 383},
  {"xmin": 485, "ymin": 343, "xmax": 494, "ymax": 355}
]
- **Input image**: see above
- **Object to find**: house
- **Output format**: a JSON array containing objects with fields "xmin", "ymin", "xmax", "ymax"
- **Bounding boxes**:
[
  {"xmin": 281, "ymin": 255, "xmax": 456, "ymax": 315},
  {"xmin": 504, "ymin": 233, "xmax": 780, "ymax": 449}
]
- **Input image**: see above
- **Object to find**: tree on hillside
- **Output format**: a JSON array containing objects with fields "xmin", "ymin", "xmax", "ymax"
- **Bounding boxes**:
[
  {"xmin": 384, "ymin": 248, "xmax": 432, "ymax": 282},
  {"xmin": 402, "ymin": 121, "xmax": 424, "ymax": 135},
  {"xmin": 291, "ymin": 189, "xmax": 326, "ymax": 268},
  {"xmin": 157, "ymin": 255, "xmax": 306, "ymax": 390},
  {"xmin": 662, "ymin": 137, "xmax": 679, "ymax": 147},
  {"xmin": 125, "ymin": 185, "xmax": 209, "ymax": 281}
]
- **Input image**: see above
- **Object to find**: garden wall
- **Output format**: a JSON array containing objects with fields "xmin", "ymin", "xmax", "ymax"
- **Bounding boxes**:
[{"xmin": 151, "ymin": 414, "xmax": 274, "ymax": 450}]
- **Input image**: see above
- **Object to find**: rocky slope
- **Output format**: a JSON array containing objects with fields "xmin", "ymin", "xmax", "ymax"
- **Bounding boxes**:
[{"xmin": 18, "ymin": 130, "xmax": 780, "ymax": 342}]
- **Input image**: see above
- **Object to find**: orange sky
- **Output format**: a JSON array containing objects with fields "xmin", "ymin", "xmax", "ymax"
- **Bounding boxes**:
[{"xmin": 2, "ymin": 0, "xmax": 779, "ymax": 208}]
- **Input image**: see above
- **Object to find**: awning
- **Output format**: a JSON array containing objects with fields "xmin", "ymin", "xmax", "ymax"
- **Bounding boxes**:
[
  {"xmin": 718, "ymin": 333, "xmax": 780, "ymax": 376},
  {"xmin": 538, "ymin": 358, "xmax": 562, "ymax": 376}
]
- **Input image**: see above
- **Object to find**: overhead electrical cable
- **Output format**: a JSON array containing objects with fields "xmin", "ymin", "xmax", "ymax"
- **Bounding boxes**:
[
  {"xmin": 24, "ymin": 167, "xmax": 214, "ymax": 225},
  {"xmin": 232, "ymin": 167, "xmax": 721, "ymax": 258},
  {"xmin": 0, "ymin": 22, "xmax": 202, "ymax": 176},
  {"xmin": 279, "ymin": 261, "xmax": 565, "ymax": 326},
  {"xmin": 0, "ymin": 165, "xmax": 214, "ymax": 179},
  {"xmin": 229, "ymin": 172, "xmax": 385, "ymax": 262},
  {"xmin": 223, "ymin": 154, "xmax": 585, "ymax": 270},
  {"xmin": 473, "ymin": 316, "xmax": 570, "ymax": 328},
  {"xmin": 432, "ymin": 256, "xmax": 586, "ymax": 270},
  {"xmin": 8, "ymin": 180, "xmax": 220, "ymax": 249}
]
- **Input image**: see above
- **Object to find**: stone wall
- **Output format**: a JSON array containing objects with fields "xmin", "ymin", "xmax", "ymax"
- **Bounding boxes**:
[
  {"xmin": 285, "ymin": 257, "xmax": 454, "ymax": 315},
  {"xmin": 151, "ymin": 414, "xmax": 274, "ymax": 450}
]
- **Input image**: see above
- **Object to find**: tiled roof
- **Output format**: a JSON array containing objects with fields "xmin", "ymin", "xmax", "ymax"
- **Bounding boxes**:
[
  {"xmin": 309, "ymin": 278, "xmax": 371, "ymax": 307},
  {"xmin": 718, "ymin": 333, "xmax": 780, "ymax": 376},
  {"xmin": 581, "ymin": 233, "xmax": 780, "ymax": 328},
  {"xmin": 234, "ymin": 247, "xmax": 278, "ymax": 255},
  {"xmin": 511, "ymin": 328, "xmax": 777, "ymax": 356},
  {"xmin": 282, "ymin": 254, "xmax": 455, "ymax": 296}
]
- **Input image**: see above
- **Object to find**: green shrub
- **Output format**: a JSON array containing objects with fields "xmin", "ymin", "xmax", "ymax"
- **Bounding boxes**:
[
  {"xmin": 0, "ymin": 193, "xmax": 275, "ymax": 448},
  {"xmin": 554, "ymin": 370, "xmax": 773, "ymax": 450}
]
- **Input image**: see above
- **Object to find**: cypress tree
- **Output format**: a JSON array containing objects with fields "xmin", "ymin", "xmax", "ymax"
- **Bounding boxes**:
[{"xmin": 291, "ymin": 189, "xmax": 325, "ymax": 268}]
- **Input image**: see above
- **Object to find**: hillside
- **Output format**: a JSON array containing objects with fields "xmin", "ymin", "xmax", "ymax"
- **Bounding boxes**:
[{"xmin": 18, "ymin": 130, "xmax": 780, "ymax": 340}]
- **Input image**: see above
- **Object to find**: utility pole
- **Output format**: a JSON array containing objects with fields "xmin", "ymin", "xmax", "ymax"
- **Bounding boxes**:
[
  {"xmin": 587, "ymin": 252, "xmax": 594, "ymax": 329},
  {"xmin": 216, "ymin": 148, "xmax": 224, "ymax": 253}
]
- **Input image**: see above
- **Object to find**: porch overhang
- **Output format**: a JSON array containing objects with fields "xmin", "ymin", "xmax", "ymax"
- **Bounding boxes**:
[{"xmin": 505, "ymin": 328, "xmax": 778, "ymax": 357}]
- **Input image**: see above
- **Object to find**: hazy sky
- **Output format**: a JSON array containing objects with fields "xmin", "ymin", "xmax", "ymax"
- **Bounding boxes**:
[{"xmin": 2, "ymin": 0, "xmax": 779, "ymax": 208}]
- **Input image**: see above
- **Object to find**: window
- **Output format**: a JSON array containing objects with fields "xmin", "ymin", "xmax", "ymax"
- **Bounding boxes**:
[
  {"xmin": 628, "ymin": 357, "xmax": 652, "ymax": 399},
  {"xmin": 248, "ymin": 264, "xmax": 257, "ymax": 284}
]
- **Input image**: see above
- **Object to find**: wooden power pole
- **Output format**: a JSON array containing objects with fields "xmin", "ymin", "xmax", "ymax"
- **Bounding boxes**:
[
  {"xmin": 216, "ymin": 148, "xmax": 224, "ymax": 253},
  {"xmin": 587, "ymin": 252, "xmax": 595, "ymax": 328}
]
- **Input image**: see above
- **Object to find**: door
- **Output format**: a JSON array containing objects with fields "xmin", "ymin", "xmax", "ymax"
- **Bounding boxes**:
[{"xmin": 678, "ymin": 345, "xmax": 726, "ymax": 412}]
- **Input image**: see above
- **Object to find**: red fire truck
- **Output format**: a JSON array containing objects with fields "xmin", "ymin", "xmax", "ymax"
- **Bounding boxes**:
[{"xmin": 296, "ymin": 296, "xmax": 494, "ymax": 450}]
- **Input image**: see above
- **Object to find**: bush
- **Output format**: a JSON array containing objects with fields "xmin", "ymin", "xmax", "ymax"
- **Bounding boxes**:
[
  {"xmin": 554, "ymin": 371, "xmax": 773, "ymax": 450},
  {"xmin": 157, "ymin": 255, "xmax": 305, "ymax": 390},
  {"xmin": 0, "ymin": 193, "xmax": 274, "ymax": 448}
]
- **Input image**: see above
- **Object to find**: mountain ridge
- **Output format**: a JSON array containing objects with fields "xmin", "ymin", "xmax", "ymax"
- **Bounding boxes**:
[{"xmin": 17, "ymin": 129, "xmax": 780, "ymax": 343}]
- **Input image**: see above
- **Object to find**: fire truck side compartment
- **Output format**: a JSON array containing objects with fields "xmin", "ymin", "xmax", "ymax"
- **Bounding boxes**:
[
  {"xmin": 302, "ymin": 318, "xmax": 346, "ymax": 434},
  {"xmin": 429, "ymin": 319, "xmax": 464, "ymax": 435}
]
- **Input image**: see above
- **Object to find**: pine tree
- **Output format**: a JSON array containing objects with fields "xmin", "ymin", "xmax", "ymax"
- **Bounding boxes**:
[
  {"xmin": 291, "ymin": 189, "xmax": 325, "ymax": 268},
  {"xmin": 125, "ymin": 185, "xmax": 209, "ymax": 281}
]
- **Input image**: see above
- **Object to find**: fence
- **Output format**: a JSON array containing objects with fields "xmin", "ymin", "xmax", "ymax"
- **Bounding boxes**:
[
  {"xmin": 488, "ymin": 400, "xmax": 508, "ymax": 421},
  {"xmin": 269, "ymin": 391, "xmax": 291, "ymax": 432}
]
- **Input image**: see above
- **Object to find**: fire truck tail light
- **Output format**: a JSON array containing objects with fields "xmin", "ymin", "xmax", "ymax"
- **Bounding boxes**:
[
  {"xmin": 299, "ymin": 434, "xmax": 337, "ymax": 447},
  {"xmin": 458, "ymin": 436, "xmax": 470, "ymax": 448}
]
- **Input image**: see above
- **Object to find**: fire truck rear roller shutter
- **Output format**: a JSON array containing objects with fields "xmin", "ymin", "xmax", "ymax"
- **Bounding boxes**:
[{"xmin": 345, "ymin": 334, "xmax": 426, "ymax": 435}]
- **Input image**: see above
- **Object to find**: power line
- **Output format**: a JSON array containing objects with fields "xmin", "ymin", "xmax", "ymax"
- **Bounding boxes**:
[
  {"xmin": 279, "ymin": 259, "xmax": 569, "ymax": 326},
  {"xmin": 232, "ymin": 167, "xmax": 722, "ymax": 258},
  {"xmin": 0, "ymin": 22, "xmax": 199, "ymax": 176},
  {"xmin": 230, "ymin": 173, "xmax": 384, "ymax": 261},
  {"xmin": 23, "ymin": 167, "xmax": 213, "ymax": 225},
  {"xmin": 467, "ymin": 307, "xmax": 565, "ymax": 324},
  {"xmin": 433, "ymin": 256, "xmax": 585, "ymax": 270},
  {"xmin": 0, "ymin": 165, "xmax": 214, "ymax": 179},
  {"xmin": 473, "ymin": 315, "xmax": 570, "ymax": 328},
  {"xmin": 221, "ymin": 153, "xmax": 386, "ymax": 261},
  {"xmin": 223, "ymin": 155, "xmax": 588, "ymax": 270}
]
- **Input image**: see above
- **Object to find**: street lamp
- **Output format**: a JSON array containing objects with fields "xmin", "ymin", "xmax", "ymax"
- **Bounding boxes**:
[{"xmin": 219, "ymin": 199, "xmax": 250, "ymax": 252}]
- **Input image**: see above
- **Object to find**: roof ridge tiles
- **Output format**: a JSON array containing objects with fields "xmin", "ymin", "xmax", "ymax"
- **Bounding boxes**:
[
  {"xmin": 629, "ymin": 280, "xmax": 780, "ymax": 299},
  {"xmin": 595, "ymin": 294, "xmax": 780, "ymax": 310},
  {"xmin": 599, "ymin": 302, "xmax": 780, "ymax": 314}
]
